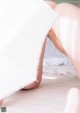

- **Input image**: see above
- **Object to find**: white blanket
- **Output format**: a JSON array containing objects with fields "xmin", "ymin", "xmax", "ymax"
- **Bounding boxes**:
[{"xmin": 0, "ymin": 0, "xmax": 58, "ymax": 99}]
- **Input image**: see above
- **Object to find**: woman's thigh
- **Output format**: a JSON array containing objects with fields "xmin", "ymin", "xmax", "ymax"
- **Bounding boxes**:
[{"xmin": 52, "ymin": 3, "xmax": 80, "ymax": 76}]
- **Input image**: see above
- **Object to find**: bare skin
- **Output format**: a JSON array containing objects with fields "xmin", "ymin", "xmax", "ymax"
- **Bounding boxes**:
[
  {"xmin": 23, "ymin": 38, "xmax": 47, "ymax": 89},
  {"xmin": 48, "ymin": 28, "xmax": 67, "ymax": 56}
]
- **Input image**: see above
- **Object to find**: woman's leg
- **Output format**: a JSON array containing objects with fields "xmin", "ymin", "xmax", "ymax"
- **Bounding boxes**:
[
  {"xmin": 48, "ymin": 3, "xmax": 80, "ymax": 76},
  {"xmin": 48, "ymin": 28, "xmax": 67, "ymax": 56},
  {"xmin": 23, "ymin": 0, "xmax": 58, "ymax": 90},
  {"xmin": 23, "ymin": 38, "xmax": 47, "ymax": 89}
]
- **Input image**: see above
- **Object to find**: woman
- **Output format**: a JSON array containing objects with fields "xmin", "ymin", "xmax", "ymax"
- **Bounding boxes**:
[{"xmin": 0, "ymin": 1, "xmax": 80, "ymax": 112}]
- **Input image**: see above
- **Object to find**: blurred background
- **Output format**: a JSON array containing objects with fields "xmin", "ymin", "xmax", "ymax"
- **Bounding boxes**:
[
  {"xmin": 43, "ymin": 0, "xmax": 80, "ymax": 76},
  {"xmin": 45, "ymin": 0, "xmax": 80, "ymax": 7}
]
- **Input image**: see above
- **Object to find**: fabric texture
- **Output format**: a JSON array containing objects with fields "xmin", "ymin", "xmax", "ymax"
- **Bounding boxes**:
[{"xmin": 0, "ymin": 0, "xmax": 58, "ymax": 99}]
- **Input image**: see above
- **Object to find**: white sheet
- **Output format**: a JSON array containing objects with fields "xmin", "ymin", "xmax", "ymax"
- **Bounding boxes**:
[{"xmin": 0, "ymin": 0, "xmax": 58, "ymax": 99}]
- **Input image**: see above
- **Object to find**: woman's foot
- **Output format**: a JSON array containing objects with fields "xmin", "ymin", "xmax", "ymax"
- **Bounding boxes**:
[{"xmin": 63, "ymin": 88, "xmax": 80, "ymax": 113}]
